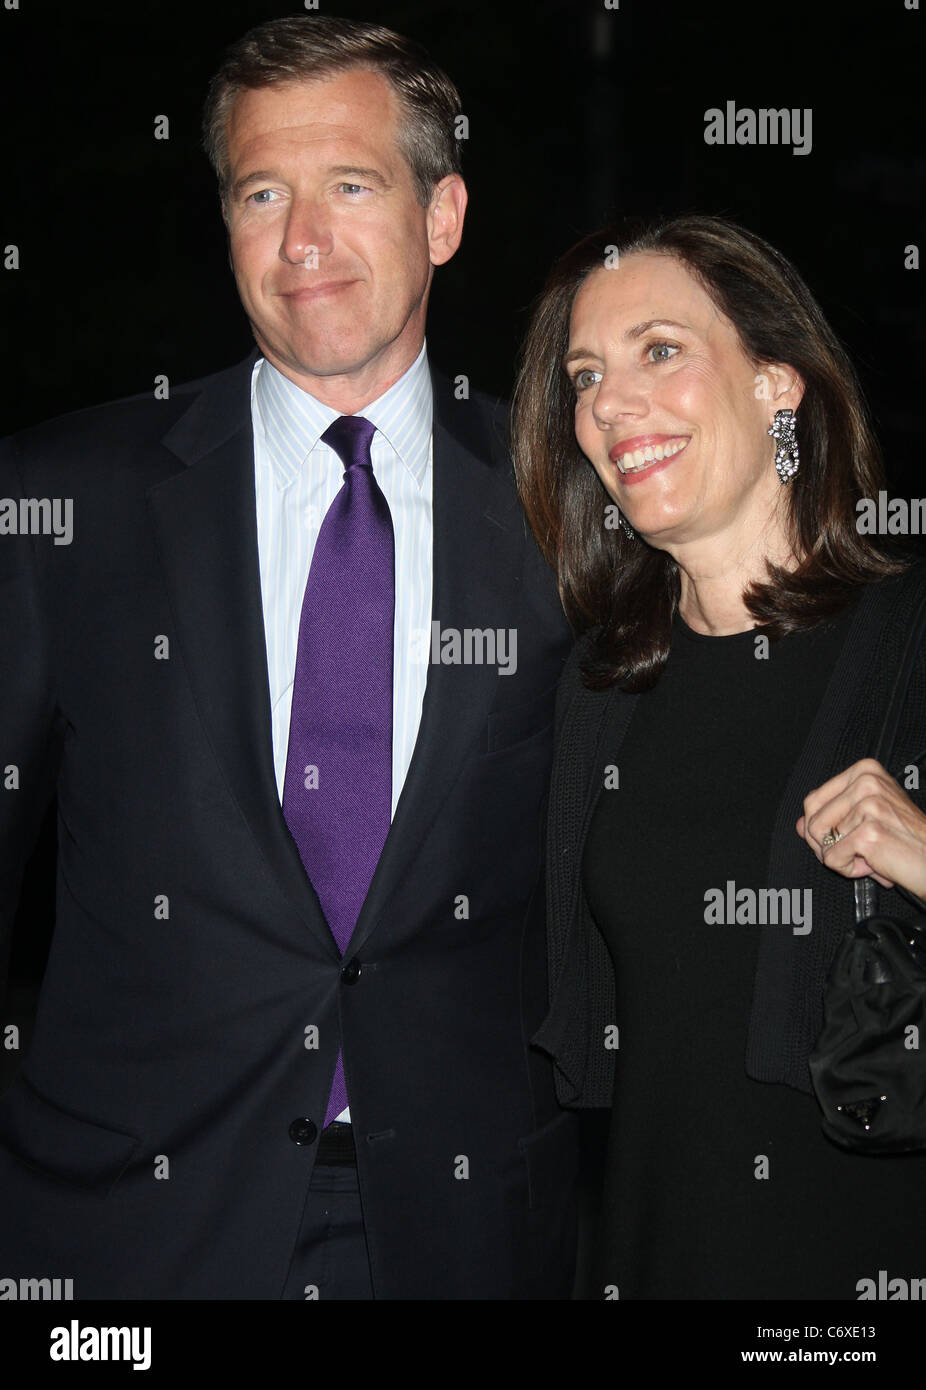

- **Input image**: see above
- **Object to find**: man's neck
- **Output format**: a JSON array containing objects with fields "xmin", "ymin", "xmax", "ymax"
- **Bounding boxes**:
[{"xmin": 259, "ymin": 342, "xmax": 427, "ymax": 416}]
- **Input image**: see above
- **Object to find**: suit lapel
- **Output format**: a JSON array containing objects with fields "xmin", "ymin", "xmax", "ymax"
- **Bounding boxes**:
[
  {"xmin": 147, "ymin": 355, "xmax": 335, "ymax": 946},
  {"xmin": 347, "ymin": 374, "xmax": 520, "ymax": 954}
]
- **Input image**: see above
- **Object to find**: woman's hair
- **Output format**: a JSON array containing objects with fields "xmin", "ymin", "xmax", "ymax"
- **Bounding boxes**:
[{"xmin": 512, "ymin": 214, "xmax": 906, "ymax": 691}]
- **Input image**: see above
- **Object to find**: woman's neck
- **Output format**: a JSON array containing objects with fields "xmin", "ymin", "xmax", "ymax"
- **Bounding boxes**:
[{"xmin": 673, "ymin": 522, "xmax": 798, "ymax": 636}]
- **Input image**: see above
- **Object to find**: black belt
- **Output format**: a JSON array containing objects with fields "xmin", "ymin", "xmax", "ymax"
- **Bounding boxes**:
[{"xmin": 316, "ymin": 1121, "xmax": 356, "ymax": 1166}]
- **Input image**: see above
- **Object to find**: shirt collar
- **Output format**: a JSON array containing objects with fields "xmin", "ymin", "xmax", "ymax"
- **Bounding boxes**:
[{"xmin": 253, "ymin": 341, "xmax": 433, "ymax": 491}]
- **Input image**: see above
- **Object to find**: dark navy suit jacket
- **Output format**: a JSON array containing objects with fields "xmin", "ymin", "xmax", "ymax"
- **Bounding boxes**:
[{"xmin": 0, "ymin": 355, "xmax": 578, "ymax": 1298}]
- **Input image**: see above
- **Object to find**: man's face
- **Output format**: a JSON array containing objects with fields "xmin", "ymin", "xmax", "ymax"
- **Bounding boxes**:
[{"xmin": 223, "ymin": 68, "xmax": 464, "ymax": 406}]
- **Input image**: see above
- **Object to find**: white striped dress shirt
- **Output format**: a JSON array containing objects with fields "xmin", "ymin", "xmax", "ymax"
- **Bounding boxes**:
[{"xmin": 251, "ymin": 343, "xmax": 434, "ymax": 819}]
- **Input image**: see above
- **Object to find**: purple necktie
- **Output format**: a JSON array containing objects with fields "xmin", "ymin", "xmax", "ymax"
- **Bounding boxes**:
[{"xmin": 282, "ymin": 415, "xmax": 394, "ymax": 1127}]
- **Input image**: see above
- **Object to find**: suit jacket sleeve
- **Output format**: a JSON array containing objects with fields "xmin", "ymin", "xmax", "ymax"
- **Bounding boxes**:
[{"xmin": 0, "ymin": 436, "xmax": 62, "ymax": 989}]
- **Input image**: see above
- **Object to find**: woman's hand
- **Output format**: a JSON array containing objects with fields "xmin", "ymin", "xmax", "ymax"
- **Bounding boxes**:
[{"xmin": 796, "ymin": 758, "xmax": 926, "ymax": 898}]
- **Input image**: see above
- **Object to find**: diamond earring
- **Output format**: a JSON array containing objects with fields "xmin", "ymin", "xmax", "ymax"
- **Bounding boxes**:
[{"xmin": 768, "ymin": 408, "xmax": 799, "ymax": 483}]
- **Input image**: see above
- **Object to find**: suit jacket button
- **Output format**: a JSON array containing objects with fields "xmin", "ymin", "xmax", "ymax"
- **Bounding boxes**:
[
  {"xmin": 288, "ymin": 1118, "xmax": 318, "ymax": 1146},
  {"xmin": 341, "ymin": 960, "xmax": 361, "ymax": 985}
]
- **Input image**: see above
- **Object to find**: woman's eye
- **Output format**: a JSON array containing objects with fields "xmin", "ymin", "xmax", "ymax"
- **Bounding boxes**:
[
  {"xmin": 573, "ymin": 368, "xmax": 602, "ymax": 392},
  {"xmin": 647, "ymin": 342, "xmax": 679, "ymax": 363}
]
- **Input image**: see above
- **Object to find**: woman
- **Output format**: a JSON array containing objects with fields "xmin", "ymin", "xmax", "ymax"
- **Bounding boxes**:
[{"xmin": 513, "ymin": 215, "xmax": 926, "ymax": 1299}]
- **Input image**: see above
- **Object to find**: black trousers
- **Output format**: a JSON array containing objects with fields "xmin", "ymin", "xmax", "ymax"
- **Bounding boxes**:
[{"xmin": 281, "ymin": 1163, "xmax": 374, "ymax": 1301}]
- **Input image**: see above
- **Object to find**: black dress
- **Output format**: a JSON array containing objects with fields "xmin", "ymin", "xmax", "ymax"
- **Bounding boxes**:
[{"xmin": 583, "ymin": 609, "xmax": 926, "ymax": 1299}]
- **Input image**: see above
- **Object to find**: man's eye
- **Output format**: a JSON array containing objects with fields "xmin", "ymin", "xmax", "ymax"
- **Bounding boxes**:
[
  {"xmin": 248, "ymin": 189, "xmax": 280, "ymax": 205},
  {"xmin": 572, "ymin": 368, "xmax": 602, "ymax": 392},
  {"xmin": 338, "ymin": 183, "xmax": 368, "ymax": 196},
  {"xmin": 646, "ymin": 342, "xmax": 680, "ymax": 363}
]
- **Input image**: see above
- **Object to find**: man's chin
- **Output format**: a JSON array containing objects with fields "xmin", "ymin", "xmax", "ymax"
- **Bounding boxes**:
[{"xmin": 255, "ymin": 337, "xmax": 369, "ymax": 381}]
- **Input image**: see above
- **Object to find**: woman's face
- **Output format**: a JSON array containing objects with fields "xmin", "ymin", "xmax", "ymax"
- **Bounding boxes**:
[{"xmin": 566, "ymin": 251, "xmax": 802, "ymax": 553}]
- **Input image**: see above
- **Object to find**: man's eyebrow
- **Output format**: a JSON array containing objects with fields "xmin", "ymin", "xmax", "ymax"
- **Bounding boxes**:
[
  {"xmin": 229, "ymin": 165, "xmax": 392, "ymax": 201},
  {"xmin": 563, "ymin": 319, "xmax": 693, "ymax": 366},
  {"xmin": 328, "ymin": 164, "xmax": 392, "ymax": 188},
  {"xmin": 230, "ymin": 170, "xmax": 280, "ymax": 200}
]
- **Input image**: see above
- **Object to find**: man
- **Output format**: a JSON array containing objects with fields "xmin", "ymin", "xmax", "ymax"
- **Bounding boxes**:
[{"xmin": 0, "ymin": 17, "xmax": 577, "ymax": 1299}]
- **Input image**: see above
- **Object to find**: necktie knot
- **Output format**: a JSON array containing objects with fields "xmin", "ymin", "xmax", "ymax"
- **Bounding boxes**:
[{"xmin": 321, "ymin": 415, "xmax": 377, "ymax": 474}]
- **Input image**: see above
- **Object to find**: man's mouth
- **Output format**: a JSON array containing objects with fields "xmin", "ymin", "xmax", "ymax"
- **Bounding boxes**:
[{"xmin": 280, "ymin": 280, "xmax": 356, "ymax": 301}]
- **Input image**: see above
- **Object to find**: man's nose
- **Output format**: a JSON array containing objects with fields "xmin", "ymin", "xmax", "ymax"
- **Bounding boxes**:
[{"xmin": 280, "ymin": 198, "xmax": 334, "ymax": 266}]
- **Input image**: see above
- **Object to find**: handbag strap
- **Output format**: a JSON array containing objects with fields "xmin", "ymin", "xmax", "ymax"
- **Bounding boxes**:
[{"xmin": 854, "ymin": 583, "xmax": 926, "ymax": 923}]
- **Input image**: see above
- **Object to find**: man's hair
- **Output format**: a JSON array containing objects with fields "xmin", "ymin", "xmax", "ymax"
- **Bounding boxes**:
[
  {"xmin": 512, "ymin": 214, "xmax": 908, "ymax": 692},
  {"xmin": 202, "ymin": 15, "xmax": 462, "ymax": 209}
]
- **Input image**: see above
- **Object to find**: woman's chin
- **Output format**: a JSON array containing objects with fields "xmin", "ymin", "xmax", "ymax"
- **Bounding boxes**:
[{"xmin": 622, "ymin": 510, "xmax": 686, "ymax": 547}]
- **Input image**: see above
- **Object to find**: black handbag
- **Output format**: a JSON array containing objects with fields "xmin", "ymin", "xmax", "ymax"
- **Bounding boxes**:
[{"xmin": 809, "ymin": 590, "xmax": 926, "ymax": 1153}]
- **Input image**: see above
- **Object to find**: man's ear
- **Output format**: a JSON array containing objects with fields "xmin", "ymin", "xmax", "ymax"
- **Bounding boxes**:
[{"xmin": 427, "ymin": 175, "xmax": 467, "ymax": 267}]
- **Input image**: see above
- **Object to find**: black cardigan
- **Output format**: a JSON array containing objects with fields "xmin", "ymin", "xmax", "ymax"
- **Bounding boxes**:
[{"xmin": 533, "ymin": 563, "xmax": 926, "ymax": 1107}]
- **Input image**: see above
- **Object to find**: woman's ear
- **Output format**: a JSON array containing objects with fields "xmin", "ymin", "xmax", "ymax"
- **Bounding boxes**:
[{"xmin": 764, "ymin": 362, "xmax": 805, "ymax": 413}]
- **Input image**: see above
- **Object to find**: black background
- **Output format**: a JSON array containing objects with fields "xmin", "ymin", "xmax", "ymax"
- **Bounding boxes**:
[{"xmin": 0, "ymin": 0, "xmax": 923, "ymax": 1324}]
